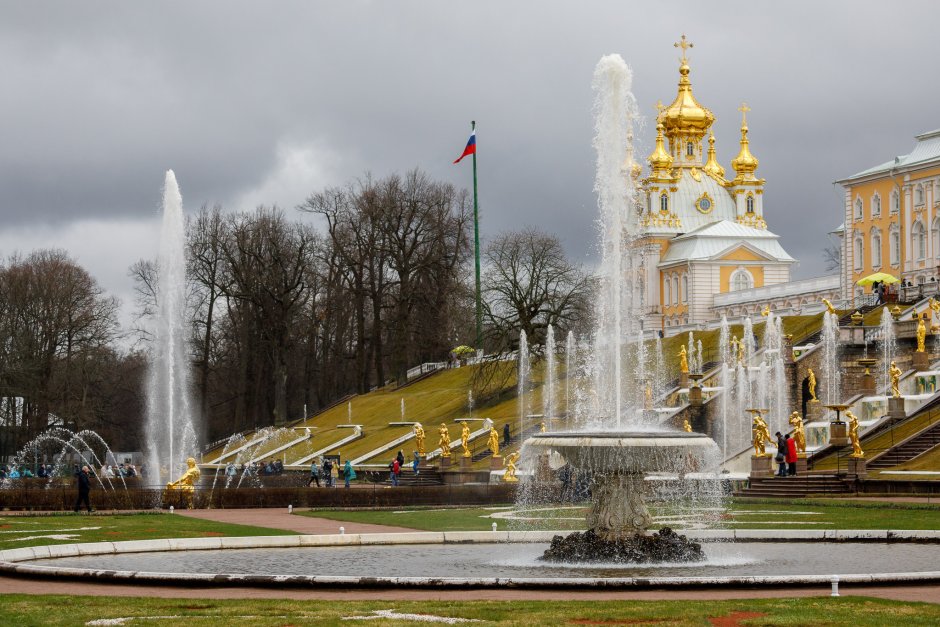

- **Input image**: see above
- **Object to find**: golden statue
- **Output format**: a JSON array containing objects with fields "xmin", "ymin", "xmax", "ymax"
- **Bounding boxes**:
[
  {"xmin": 413, "ymin": 423, "xmax": 426, "ymax": 456},
  {"xmin": 737, "ymin": 336, "xmax": 745, "ymax": 364},
  {"xmin": 846, "ymin": 410, "xmax": 864, "ymax": 458},
  {"xmin": 890, "ymin": 360, "xmax": 902, "ymax": 398},
  {"xmin": 166, "ymin": 457, "xmax": 200, "ymax": 509},
  {"xmin": 539, "ymin": 421, "xmax": 546, "ymax": 433},
  {"xmin": 644, "ymin": 382, "xmax": 653, "ymax": 409},
  {"xmin": 807, "ymin": 368, "xmax": 818, "ymax": 402},
  {"xmin": 682, "ymin": 419, "xmax": 692, "ymax": 433},
  {"xmin": 788, "ymin": 411, "xmax": 806, "ymax": 455},
  {"xmin": 761, "ymin": 304, "xmax": 770, "ymax": 317},
  {"xmin": 502, "ymin": 451, "xmax": 521, "ymax": 482},
  {"xmin": 930, "ymin": 298, "xmax": 940, "ymax": 332},
  {"xmin": 750, "ymin": 412, "xmax": 773, "ymax": 457},
  {"xmin": 678, "ymin": 346, "xmax": 689, "ymax": 374},
  {"xmin": 821, "ymin": 298, "xmax": 837, "ymax": 315},
  {"xmin": 917, "ymin": 316, "xmax": 927, "ymax": 353},
  {"xmin": 488, "ymin": 426, "xmax": 500, "ymax": 458},
  {"xmin": 438, "ymin": 423, "xmax": 451, "ymax": 458},
  {"xmin": 460, "ymin": 421, "xmax": 471, "ymax": 457}
]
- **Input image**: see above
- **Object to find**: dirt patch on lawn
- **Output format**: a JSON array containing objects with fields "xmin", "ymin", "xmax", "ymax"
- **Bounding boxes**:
[{"xmin": 708, "ymin": 611, "xmax": 767, "ymax": 626}]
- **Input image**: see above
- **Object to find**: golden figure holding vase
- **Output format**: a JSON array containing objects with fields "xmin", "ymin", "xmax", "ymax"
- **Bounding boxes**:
[
  {"xmin": 822, "ymin": 298, "xmax": 837, "ymax": 315},
  {"xmin": 413, "ymin": 423, "xmax": 426, "ymax": 456},
  {"xmin": 917, "ymin": 315, "xmax": 927, "ymax": 353},
  {"xmin": 749, "ymin": 411, "xmax": 773, "ymax": 457}
]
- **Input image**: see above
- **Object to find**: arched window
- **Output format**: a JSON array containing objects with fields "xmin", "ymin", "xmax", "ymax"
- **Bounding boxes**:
[
  {"xmin": 660, "ymin": 192, "xmax": 669, "ymax": 213},
  {"xmin": 854, "ymin": 198, "xmax": 863, "ymax": 220},
  {"xmin": 871, "ymin": 230, "xmax": 882, "ymax": 267},
  {"xmin": 854, "ymin": 235, "xmax": 864, "ymax": 270},
  {"xmin": 890, "ymin": 228, "xmax": 900, "ymax": 266},
  {"xmin": 730, "ymin": 268, "xmax": 753, "ymax": 292},
  {"xmin": 916, "ymin": 185, "xmax": 925, "ymax": 206},
  {"xmin": 663, "ymin": 276, "xmax": 671, "ymax": 307},
  {"xmin": 686, "ymin": 142, "xmax": 694, "ymax": 157},
  {"xmin": 681, "ymin": 274, "xmax": 689, "ymax": 304},
  {"xmin": 913, "ymin": 221, "xmax": 926, "ymax": 260},
  {"xmin": 931, "ymin": 218, "xmax": 940, "ymax": 261},
  {"xmin": 672, "ymin": 275, "xmax": 679, "ymax": 305},
  {"xmin": 746, "ymin": 195, "xmax": 755, "ymax": 213},
  {"xmin": 872, "ymin": 194, "xmax": 881, "ymax": 217},
  {"xmin": 891, "ymin": 189, "xmax": 900, "ymax": 214}
]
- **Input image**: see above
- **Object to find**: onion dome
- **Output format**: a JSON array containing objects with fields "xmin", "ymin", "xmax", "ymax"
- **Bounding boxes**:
[
  {"xmin": 703, "ymin": 132, "xmax": 725, "ymax": 179},
  {"xmin": 660, "ymin": 38, "xmax": 715, "ymax": 143},
  {"xmin": 647, "ymin": 121, "xmax": 674, "ymax": 174},
  {"xmin": 731, "ymin": 104, "xmax": 759, "ymax": 180}
]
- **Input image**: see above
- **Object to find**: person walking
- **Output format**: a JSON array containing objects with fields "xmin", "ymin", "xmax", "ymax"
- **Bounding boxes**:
[
  {"xmin": 73, "ymin": 465, "xmax": 93, "ymax": 512},
  {"xmin": 503, "ymin": 423, "xmax": 511, "ymax": 446},
  {"xmin": 774, "ymin": 431, "xmax": 787, "ymax": 477},
  {"xmin": 343, "ymin": 460, "xmax": 356, "ymax": 488},
  {"xmin": 307, "ymin": 460, "xmax": 321, "ymax": 487},
  {"xmin": 785, "ymin": 433, "xmax": 799, "ymax": 476},
  {"xmin": 396, "ymin": 450, "xmax": 405, "ymax": 469},
  {"xmin": 412, "ymin": 451, "xmax": 420, "ymax": 476}
]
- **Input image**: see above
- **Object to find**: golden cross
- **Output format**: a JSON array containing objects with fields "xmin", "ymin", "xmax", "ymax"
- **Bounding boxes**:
[
  {"xmin": 738, "ymin": 102, "xmax": 751, "ymax": 125},
  {"xmin": 654, "ymin": 99, "xmax": 664, "ymax": 121},
  {"xmin": 674, "ymin": 34, "xmax": 693, "ymax": 63}
]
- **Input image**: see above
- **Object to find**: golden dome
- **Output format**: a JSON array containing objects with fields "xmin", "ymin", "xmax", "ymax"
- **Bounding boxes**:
[
  {"xmin": 660, "ymin": 58, "xmax": 715, "ymax": 142},
  {"xmin": 731, "ymin": 104, "xmax": 759, "ymax": 179},
  {"xmin": 647, "ymin": 121, "xmax": 674, "ymax": 174},
  {"xmin": 703, "ymin": 132, "xmax": 725, "ymax": 179}
]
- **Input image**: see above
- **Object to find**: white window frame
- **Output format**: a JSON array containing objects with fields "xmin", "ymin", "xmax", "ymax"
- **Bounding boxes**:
[
  {"xmin": 871, "ymin": 193, "xmax": 881, "ymax": 218},
  {"xmin": 854, "ymin": 235, "xmax": 864, "ymax": 270},
  {"xmin": 891, "ymin": 189, "xmax": 900, "ymax": 214},
  {"xmin": 663, "ymin": 276, "xmax": 671, "ymax": 306},
  {"xmin": 672, "ymin": 275, "xmax": 679, "ymax": 306},
  {"xmin": 730, "ymin": 268, "xmax": 754, "ymax": 292},
  {"xmin": 871, "ymin": 230, "xmax": 882, "ymax": 268},
  {"xmin": 889, "ymin": 227, "xmax": 900, "ymax": 266},
  {"xmin": 681, "ymin": 274, "xmax": 689, "ymax": 304},
  {"xmin": 913, "ymin": 220, "xmax": 926, "ymax": 260},
  {"xmin": 854, "ymin": 198, "xmax": 863, "ymax": 221}
]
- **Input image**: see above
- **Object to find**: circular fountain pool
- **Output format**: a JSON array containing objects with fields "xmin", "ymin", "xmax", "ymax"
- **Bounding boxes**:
[{"xmin": 4, "ymin": 532, "xmax": 940, "ymax": 588}]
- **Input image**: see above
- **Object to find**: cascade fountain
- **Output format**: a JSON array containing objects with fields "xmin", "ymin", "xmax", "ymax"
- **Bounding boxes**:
[
  {"xmin": 565, "ymin": 330, "xmax": 574, "ymax": 418},
  {"xmin": 543, "ymin": 325, "xmax": 556, "ymax": 423},
  {"xmin": 821, "ymin": 309, "xmax": 842, "ymax": 405},
  {"xmin": 522, "ymin": 54, "xmax": 718, "ymax": 563},
  {"xmin": 518, "ymin": 330, "xmax": 530, "ymax": 435},
  {"xmin": 145, "ymin": 171, "xmax": 198, "ymax": 482},
  {"xmin": 879, "ymin": 307, "xmax": 896, "ymax": 394}
]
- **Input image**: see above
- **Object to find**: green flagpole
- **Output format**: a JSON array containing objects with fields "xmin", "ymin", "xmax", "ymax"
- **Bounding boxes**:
[{"xmin": 471, "ymin": 120, "xmax": 483, "ymax": 352}]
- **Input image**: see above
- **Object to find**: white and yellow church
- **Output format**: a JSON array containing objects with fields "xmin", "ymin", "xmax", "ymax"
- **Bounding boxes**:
[{"xmin": 633, "ymin": 38, "xmax": 797, "ymax": 332}]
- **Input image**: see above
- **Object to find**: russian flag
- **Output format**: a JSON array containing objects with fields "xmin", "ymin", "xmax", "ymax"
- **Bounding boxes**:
[{"xmin": 453, "ymin": 131, "xmax": 476, "ymax": 164}]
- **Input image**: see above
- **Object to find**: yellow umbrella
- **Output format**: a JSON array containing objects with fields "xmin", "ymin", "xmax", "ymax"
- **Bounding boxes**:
[{"xmin": 857, "ymin": 272, "xmax": 899, "ymax": 286}]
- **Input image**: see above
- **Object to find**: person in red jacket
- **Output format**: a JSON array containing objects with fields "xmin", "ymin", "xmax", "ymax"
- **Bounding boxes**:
[{"xmin": 785, "ymin": 433, "xmax": 799, "ymax": 476}]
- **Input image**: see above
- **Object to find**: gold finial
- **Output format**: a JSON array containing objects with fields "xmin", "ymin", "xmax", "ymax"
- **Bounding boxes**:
[
  {"xmin": 654, "ymin": 99, "xmax": 664, "ymax": 121},
  {"xmin": 731, "ymin": 103, "xmax": 759, "ymax": 180},
  {"xmin": 703, "ymin": 132, "xmax": 725, "ymax": 180},
  {"xmin": 674, "ymin": 34, "xmax": 693, "ymax": 64},
  {"xmin": 738, "ymin": 102, "xmax": 751, "ymax": 126}
]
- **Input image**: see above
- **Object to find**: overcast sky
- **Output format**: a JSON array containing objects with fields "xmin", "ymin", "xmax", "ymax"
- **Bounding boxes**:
[{"xmin": 1, "ymin": 1, "xmax": 938, "ymax": 330}]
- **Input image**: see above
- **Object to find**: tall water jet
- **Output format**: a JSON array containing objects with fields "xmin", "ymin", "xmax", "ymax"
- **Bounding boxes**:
[
  {"xmin": 518, "ymin": 330, "xmax": 530, "ymax": 433},
  {"xmin": 821, "ymin": 310, "xmax": 842, "ymax": 404},
  {"xmin": 146, "ymin": 170, "xmax": 198, "ymax": 481},
  {"xmin": 591, "ymin": 53, "xmax": 639, "ymax": 429},
  {"xmin": 544, "ymin": 325, "xmax": 556, "ymax": 423},
  {"xmin": 879, "ymin": 307, "xmax": 896, "ymax": 394},
  {"xmin": 565, "ymin": 331, "xmax": 575, "ymax": 418}
]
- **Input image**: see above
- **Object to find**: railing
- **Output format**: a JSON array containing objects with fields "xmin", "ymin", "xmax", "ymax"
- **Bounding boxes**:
[
  {"xmin": 712, "ymin": 275, "xmax": 840, "ymax": 308},
  {"xmin": 405, "ymin": 361, "xmax": 448, "ymax": 381}
]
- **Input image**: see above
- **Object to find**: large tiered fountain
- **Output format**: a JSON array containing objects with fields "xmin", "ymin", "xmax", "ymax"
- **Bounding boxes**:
[{"xmin": 519, "ymin": 54, "xmax": 719, "ymax": 563}]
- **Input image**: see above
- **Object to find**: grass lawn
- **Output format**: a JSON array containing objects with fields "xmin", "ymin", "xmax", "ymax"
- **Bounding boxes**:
[
  {"xmin": 0, "ymin": 513, "xmax": 294, "ymax": 551},
  {"xmin": 302, "ymin": 498, "xmax": 940, "ymax": 532},
  {"xmin": 0, "ymin": 595, "xmax": 938, "ymax": 626}
]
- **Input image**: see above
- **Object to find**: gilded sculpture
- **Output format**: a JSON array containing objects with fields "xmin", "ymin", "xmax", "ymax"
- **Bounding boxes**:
[
  {"xmin": 166, "ymin": 457, "xmax": 200, "ymax": 509},
  {"xmin": 413, "ymin": 423, "xmax": 426, "ymax": 456},
  {"xmin": 678, "ymin": 346, "xmax": 689, "ymax": 374},
  {"xmin": 930, "ymin": 298, "xmax": 940, "ymax": 332},
  {"xmin": 807, "ymin": 368, "xmax": 818, "ymax": 402},
  {"xmin": 761, "ymin": 304, "xmax": 770, "ymax": 317},
  {"xmin": 917, "ymin": 315, "xmax": 927, "ymax": 353},
  {"xmin": 461, "ymin": 421, "xmax": 471, "ymax": 457},
  {"xmin": 644, "ymin": 382, "xmax": 653, "ymax": 409},
  {"xmin": 438, "ymin": 423, "xmax": 451, "ymax": 458},
  {"xmin": 540, "ymin": 421, "xmax": 547, "ymax": 433},
  {"xmin": 846, "ymin": 410, "xmax": 864, "ymax": 458},
  {"xmin": 890, "ymin": 361, "xmax": 902, "ymax": 398},
  {"xmin": 488, "ymin": 426, "xmax": 500, "ymax": 458},
  {"xmin": 750, "ymin": 411, "xmax": 773, "ymax": 457},
  {"xmin": 821, "ymin": 298, "xmax": 837, "ymax": 315},
  {"xmin": 682, "ymin": 419, "xmax": 692, "ymax": 433},
  {"xmin": 788, "ymin": 411, "xmax": 806, "ymax": 455},
  {"xmin": 502, "ymin": 451, "xmax": 521, "ymax": 482}
]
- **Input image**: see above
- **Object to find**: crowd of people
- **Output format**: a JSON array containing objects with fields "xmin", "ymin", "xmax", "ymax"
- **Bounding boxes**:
[{"xmin": 223, "ymin": 459, "xmax": 285, "ymax": 477}]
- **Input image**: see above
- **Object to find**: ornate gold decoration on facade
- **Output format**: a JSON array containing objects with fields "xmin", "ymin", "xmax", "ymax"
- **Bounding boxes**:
[
  {"xmin": 694, "ymin": 191, "xmax": 714, "ymax": 214},
  {"xmin": 735, "ymin": 213, "xmax": 767, "ymax": 229},
  {"xmin": 660, "ymin": 35, "xmax": 715, "ymax": 145},
  {"xmin": 702, "ymin": 132, "xmax": 726, "ymax": 181},
  {"xmin": 689, "ymin": 167, "xmax": 701, "ymax": 182},
  {"xmin": 731, "ymin": 102, "xmax": 760, "ymax": 182},
  {"xmin": 646, "ymin": 120, "xmax": 674, "ymax": 176}
]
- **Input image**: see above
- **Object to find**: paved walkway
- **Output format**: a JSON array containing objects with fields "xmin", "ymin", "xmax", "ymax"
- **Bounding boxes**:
[{"xmin": 177, "ymin": 508, "xmax": 416, "ymax": 535}]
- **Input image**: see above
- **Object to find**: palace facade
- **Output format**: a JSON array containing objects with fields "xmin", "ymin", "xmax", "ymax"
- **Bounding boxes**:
[
  {"xmin": 633, "ymin": 38, "xmax": 795, "ymax": 331},
  {"xmin": 837, "ymin": 130, "xmax": 940, "ymax": 301}
]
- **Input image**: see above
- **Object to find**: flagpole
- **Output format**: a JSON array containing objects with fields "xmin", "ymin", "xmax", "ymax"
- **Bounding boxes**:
[{"xmin": 471, "ymin": 120, "xmax": 483, "ymax": 352}]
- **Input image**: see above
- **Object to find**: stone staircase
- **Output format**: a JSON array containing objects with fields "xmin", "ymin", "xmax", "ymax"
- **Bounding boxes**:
[
  {"xmin": 734, "ymin": 474, "xmax": 851, "ymax": 498},
  {"xmin": 470, "ymin": 423, "xmax": 543, "ymax": 463},
  {"xmin": 381, "ymin": 467, "xmax": 445, "ymax": 486},
  {"xmin": 867, "ymin": 420, "xmax": 940, "ymax": 470}
]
